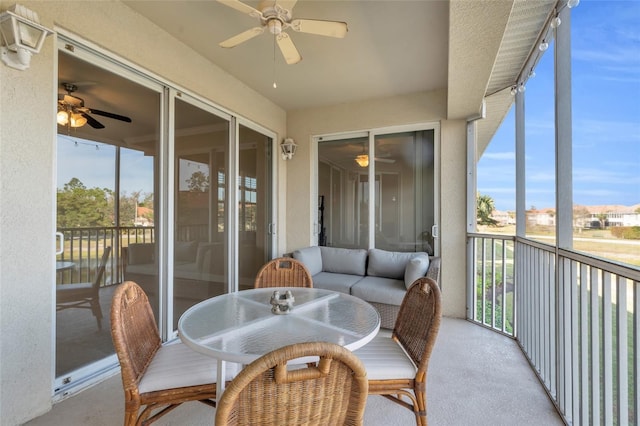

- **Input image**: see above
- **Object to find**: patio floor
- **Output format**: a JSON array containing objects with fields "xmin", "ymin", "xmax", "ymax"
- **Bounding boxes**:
[{"xmin": 28, "ymin": 317, "xmax": 563, "ymax": 425}]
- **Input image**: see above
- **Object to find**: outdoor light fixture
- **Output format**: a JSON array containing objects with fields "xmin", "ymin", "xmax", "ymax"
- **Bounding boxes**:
[
  {"xmin": 0, "ymin": 4, "xmax": 53, "ymax": 71},
  {"xmin": 280, "ymin": 138, "xmax": 297, "ymax": 160},
  {"xmin": 355, "ymin": 154, "xmax": 369, "ymax": 168}
]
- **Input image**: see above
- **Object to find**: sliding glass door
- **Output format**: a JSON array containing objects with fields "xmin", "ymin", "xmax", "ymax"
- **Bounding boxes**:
[
  {"xmin": 55, "ymin": 40, "xmax": 276, "ymax": 393},
  {"xmin": 317, "ymin": 128, "xmax": 437, "ymax": 254}
]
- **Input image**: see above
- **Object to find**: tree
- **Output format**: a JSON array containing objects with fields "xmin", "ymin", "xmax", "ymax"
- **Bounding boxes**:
[
  {"xmin": 57, "ymin": 178, "xmax": 113, "ymax": 228},
  {"xmin": 477, "ymin": 193, "xmax": 498, "ymax": 226},
  {"xmin": 186, "ymin": 171, "xmax": 209, "ymax": 192}
]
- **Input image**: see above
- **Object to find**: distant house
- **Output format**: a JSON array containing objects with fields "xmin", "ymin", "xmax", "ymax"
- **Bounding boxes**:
[
  {"xmin": 526, "ymin": 209, "xmax": 556, "ymax": 227},
  {"xmin": 134, "ymin": 206, "xmax": 154, "ymax": 227}
]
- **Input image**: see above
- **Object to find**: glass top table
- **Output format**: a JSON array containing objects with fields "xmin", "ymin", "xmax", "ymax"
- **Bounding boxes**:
[{"xmin": 178, "ymin": 287, "xmax": 381, "ymax": 397}]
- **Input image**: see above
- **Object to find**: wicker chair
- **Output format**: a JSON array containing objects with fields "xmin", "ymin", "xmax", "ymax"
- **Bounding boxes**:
[
  {"xmin": 215, "ymin": 341, "xmax": 369, "ymax": 426},
  {"xmin": 56, "ymin": 246, "xmax": 111, "ymax": 330},
  {"xmin": 254, "ymin": 257, "xmax": 313, "ymax": 288},
  {"xmin": 354, "ymin": 277, "xmax": 442, "ymax": 426},
  {"xmin": 111, "ymin": 281, "xmax": 233, "ymax": 426}
]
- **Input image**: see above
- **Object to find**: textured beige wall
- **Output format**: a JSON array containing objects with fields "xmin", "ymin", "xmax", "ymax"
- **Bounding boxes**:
[
  {"xmin": 0, "ymin": 1, "xmax": 285, "ymax": 424},
  {"xmin": 286, "ymin": 89, "xmax": 468, "ymax": 318}
]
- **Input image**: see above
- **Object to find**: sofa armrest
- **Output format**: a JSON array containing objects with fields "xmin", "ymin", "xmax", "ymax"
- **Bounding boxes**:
[{"xmin": 426, "ymin": 256, "xmax": 441, "ymax": 283}]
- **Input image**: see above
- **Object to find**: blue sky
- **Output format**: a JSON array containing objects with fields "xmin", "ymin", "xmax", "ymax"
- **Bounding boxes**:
[{"xmin": 478, "ymin": 0, "xmax": 640, "ymax": 212}]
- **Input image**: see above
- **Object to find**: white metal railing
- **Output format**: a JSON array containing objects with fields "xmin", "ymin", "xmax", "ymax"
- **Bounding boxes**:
[{"xmin": 468, "ymin": 233, "xmax": 639, "ymax": 425}]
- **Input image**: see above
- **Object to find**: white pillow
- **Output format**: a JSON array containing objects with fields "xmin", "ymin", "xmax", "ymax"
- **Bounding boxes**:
[{"xmin": 404, "ymin": 255, "xmax": 429, "ymax": 289}]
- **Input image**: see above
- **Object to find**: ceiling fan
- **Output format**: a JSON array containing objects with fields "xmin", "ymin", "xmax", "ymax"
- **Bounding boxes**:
[
  {"xmin": 217, "ymin": 0, "xmax": 348, "ymax": 64},
  {"xmin": 57, "ymin": 83, "xmax": 132, "ymax": 129}
]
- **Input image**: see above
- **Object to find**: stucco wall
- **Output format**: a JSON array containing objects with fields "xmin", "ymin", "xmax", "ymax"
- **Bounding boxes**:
[
  {"xmin": 0, "ymin": 1, "xmax": 286, "ymax": 424},
  {"xmin": 285, "ymin": 90, "xmax": 468, "ymax": 318}
]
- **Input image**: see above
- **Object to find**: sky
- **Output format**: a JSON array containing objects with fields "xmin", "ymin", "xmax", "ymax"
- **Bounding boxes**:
[{"xmin": 477, "ymin": 0, "xmax": 640, "ymax": 212}]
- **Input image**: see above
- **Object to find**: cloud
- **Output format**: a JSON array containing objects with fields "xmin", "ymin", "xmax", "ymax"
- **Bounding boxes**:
[{"xmin": 480, "ymin": 151, "xmax": 515, "ymax": 160}]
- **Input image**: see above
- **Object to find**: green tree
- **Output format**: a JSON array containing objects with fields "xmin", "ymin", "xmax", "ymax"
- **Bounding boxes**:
[
  {"xmin": 57, "ymin": 178, "xmax": 113, "ymax": 228},
  {"xmin": 186, "ymin": 171, "xmax": 209, "ymax": 192},
  {"xmin": 477, "ymin": 193, "xmax": 498, "ymax": 226}
]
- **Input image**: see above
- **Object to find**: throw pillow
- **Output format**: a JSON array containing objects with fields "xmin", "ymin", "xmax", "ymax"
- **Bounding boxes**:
[{"xmin": 404, "ymin": 255, "xmax": 430, "ymax": 289}]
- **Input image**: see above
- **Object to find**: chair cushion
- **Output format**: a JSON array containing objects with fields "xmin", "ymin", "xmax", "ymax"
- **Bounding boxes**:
[
  {"xmin": 292, "ymin": 246, "xmax": 323, "ymax": 276},
  {"xmin": 138, "ymin": 341, "xmax": 238, "ymax": 394},
  {"xmin": 56, "ymin": 282, "xmax": 94, "ymax": 302},
  {"xmin": 354, "ymin": 333, "xmax": 417, "ymax": 380},
  {"xmin": 404, "ymin": 255, "xmax": 430, "ymax": 289}
]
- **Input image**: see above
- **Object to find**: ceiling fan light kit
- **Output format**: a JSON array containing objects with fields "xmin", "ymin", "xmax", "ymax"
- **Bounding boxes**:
[
  {"xmin": 217, "ymin": 0, "xmax": 347, "ymax": 65},
  {"xmin": 355, "ymin": 154, "xmax": 369, "ymax": 168},
  {"xmin": 57, "ymin": 82, "xmax": 132, "ymax": 130}
]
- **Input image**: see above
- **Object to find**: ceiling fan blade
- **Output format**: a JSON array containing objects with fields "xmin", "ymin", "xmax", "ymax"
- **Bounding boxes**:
[
  {"xmin": 290, "ymin": 19, "xmax": 348, "ymax": 38},
  {"xmin": 88, "ymin": 109, "xmax": 132, "ymax": 123},
  {"xmin": 216, "ymin": 0, "xmax": 263, "ymax": 18},
  {"xmin": 276, "ymin": 0, "xmax": 298, "ymax": 12},
  {"xmin": 81, "ymin": 112, "xmax": 105, "ymax": 129},
  {"xmin": 375, "ymin": 157, "xmax": 395, "ymax": 163},
  {"xmin": 276, "ymin": 32, "xmax": 302, "ymax": 64},
  {"xmin": 220, "ymin": 27, "xmax": 265, "ymax": 48}
]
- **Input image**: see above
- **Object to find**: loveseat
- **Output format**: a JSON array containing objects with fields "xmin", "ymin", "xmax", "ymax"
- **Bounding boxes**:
[
  {"xmin": 292, "ymin": 246, "xmax": 440, "ymax": 329},
  {"xmin": 122, "ymin": 241, "xmax": 225, "ymax": 301}
]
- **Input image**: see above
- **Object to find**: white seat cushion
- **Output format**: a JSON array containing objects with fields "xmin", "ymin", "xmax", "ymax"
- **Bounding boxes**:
[
  {"xmin": 354, "ymin": 334, "xmax": 417, "ymax": 380},
  {"xmin": 138, "ymin": 341, "xmax": 238, "ymax": 393}
]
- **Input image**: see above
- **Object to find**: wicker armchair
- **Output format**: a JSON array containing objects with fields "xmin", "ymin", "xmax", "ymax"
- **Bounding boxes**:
[
  {"xmin": 56, "ymin": 246, "xmax": 111, "ymax": 330},
  {"xmin": 254, "ymin": 257, "xmax": 313, "ymax": 288},
  {"xmin": 354, "ymin": 277, "xmax": 442, "ymax": 426},
  {"xmin": 111, "ymin": 281, "xmax": 232, "ymax": 426},
  {"xmin": 215, "ymin": 342, "xmax": 369, "ymax": 426}
]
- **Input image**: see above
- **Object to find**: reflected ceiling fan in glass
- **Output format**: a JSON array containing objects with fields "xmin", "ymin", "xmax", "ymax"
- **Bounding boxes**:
[{"xmin": 57, "ymin": 83, "xmax": 132, "ymax": 129}]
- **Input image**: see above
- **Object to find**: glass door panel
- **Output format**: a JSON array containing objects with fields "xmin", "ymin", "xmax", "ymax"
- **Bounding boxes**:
[
  {"xmin": 56, "ymin": 49, "xmax": 160, "ymax": 383},
  {"xmin": 173, "ymin": 98, "xmax": 230, "ymax": 328},
  {"xmin": 237, "ymin": 124, "xmax": 273, "ymax": 290},
  {"xmin": 374, "ymin": 131, "xmax": 435, "ymax": 254},
  {"xmin": 318, "ymin": 136, "xmax": 369, "ymax": 248}
]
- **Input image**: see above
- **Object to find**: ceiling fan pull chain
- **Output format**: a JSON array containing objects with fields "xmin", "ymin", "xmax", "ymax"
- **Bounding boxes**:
[{"xmin": 272, "ymin": 34, "xmax": 277, "ymax": 89}]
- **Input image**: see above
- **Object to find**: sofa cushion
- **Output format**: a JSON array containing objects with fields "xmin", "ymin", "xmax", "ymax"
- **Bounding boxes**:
[
  {"xmin": 320, "ymin": 246, "xmax": 367, "ymax": 275},
  {"xmin": 175, "ymin": 241, "xmax": 198, "ymax": 262},
  {"xmin": 311, "ymin": 272, "xmax": 363, "ymax": 294},
  {"xmin": 367, "ymin": 248, "xmax": 428, "ymax": 279},
  {"xmin": 404, "ymin": 255, "xmax": 430, "ymax": 289},
  {"xmin": 292, "ymin": 246, "xmax": 323, "ymax": 276},
  {"xmin": 351, "ymin": 276, "xmax": 407, "ymax": 306},
  {"xmin": 127, "ymin": 243, "xmax": 155, "ymax": 265}
]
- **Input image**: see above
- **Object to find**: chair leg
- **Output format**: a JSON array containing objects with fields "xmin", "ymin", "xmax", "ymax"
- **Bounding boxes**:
[{"xmin": 91, "ymin": 299, "xmax": 103, "ymax": 330}]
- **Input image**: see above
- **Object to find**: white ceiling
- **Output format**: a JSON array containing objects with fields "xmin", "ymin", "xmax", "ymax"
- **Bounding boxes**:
[{"xmin": 123, "ymin": 0, "xmax": 450, "ymax": 111}]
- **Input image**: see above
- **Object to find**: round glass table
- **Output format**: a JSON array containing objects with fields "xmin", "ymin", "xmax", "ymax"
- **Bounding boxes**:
[{"xmin": 178, "ymin": 287, "xmax": 381, "ymax": 397}]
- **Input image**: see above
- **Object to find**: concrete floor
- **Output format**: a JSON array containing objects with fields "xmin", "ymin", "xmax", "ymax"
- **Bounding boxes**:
[{"xmin": 27, "ymin": 317, "xmax": 564, "ymax": 425}]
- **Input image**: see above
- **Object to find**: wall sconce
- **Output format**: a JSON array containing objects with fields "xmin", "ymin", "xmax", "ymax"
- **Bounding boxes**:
[
  {"xmin": 280, "ymin": 138, "xmax": 297, "ymax": 160},
  {"xmin": 0, "ymin": 4, "xmax": 53, "ymax": 71}
]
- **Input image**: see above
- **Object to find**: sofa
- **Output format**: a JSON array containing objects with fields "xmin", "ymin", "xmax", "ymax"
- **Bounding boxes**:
[
  {"xmin": 292, "ymin": 246, "xmax": 441, "ymax": 329},
  {"xmin": 122, "ymin": 241, "xmax": 225, "ymax": 301}
]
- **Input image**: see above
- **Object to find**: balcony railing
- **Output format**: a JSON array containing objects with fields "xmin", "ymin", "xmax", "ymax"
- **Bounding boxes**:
[
  {"xmin": 56, "ymin": 226, "xmax": 155, "ymax": 285},
  {"xmin": 468, "ymin": 233, "xmax": 639, "ymax": 425}
]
